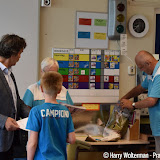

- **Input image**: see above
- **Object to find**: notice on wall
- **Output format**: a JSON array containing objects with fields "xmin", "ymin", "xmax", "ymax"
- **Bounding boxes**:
[
  {"xmin": 120, "ymin": 34, "xmax": 127, "ymax": 55},
  {"xmin": 75, "ymin": 11, "xmax": 108, "ymax": 49},
  {"xmin": 52, "ymin": 48, "xmax": 120, "ymax": 103}
]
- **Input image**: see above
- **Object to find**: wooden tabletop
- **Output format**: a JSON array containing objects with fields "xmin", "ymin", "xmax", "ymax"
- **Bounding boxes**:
[{"xmin": 76, "ymin": 134, "xmax": 150, "ymax": 146}]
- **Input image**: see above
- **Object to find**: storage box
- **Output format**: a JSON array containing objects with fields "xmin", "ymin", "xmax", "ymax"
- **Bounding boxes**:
[{"xmin": 124, "ymin": 110, "xmax": 140, "ymax": 140}]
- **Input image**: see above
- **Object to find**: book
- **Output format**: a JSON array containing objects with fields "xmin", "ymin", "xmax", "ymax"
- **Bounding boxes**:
[{"xmin": 59, "ymin": 102, "xmax": 86, "ymax": 115}]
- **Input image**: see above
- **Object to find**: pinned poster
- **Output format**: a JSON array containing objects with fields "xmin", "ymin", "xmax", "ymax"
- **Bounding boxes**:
[
  {"xmin": 76, "ymin": 11, "xmax": 108, "ymax": 49},
  {"xmin": 120, "ymin": 34, "xmax": 127, "ymax": 55},
  {"xmin": 52, "ymin": 48, "xmax": 120, "ymax": 103}
]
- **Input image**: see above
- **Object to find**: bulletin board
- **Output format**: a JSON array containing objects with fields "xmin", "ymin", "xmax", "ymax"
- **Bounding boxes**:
[
  {"xmin": 52, "ymin": 48, "xmax": 120, "ymax": 103},
  {"xmin": 75, "ymin": 11, "xmax": 108, "ymax": 49}
]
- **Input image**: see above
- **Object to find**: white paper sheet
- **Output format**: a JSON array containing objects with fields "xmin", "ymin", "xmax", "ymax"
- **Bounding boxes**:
[
  {"xmin": 17, "ymin": 117, "xmax": 29, "ymax": 131},
  {"xmin": 59, "ymin": 102, "xmax": 86, "ymax": 115}
]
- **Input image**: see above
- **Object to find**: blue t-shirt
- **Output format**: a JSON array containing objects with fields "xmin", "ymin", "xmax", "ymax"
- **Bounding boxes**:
[
  {"xmin": 141, "ymin": 60, "xmax": 160, "ymax": 136},
  {"xmin": 23, "ymin": 81, "xmax": 73, "ymax": 108},
  {"xmin": 26, "ymin": 103, "xmax": 75, "ymax": 160}
]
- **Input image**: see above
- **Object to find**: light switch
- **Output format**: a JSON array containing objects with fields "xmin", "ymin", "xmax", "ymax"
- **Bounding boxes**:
[{"xmin": 128, "ymin": 66, "xmax": 135, "ymax": 75}]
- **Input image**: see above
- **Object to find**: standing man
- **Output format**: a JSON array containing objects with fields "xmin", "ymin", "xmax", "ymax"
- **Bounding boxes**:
[
  {"xmin": 0, "ymin": 34, "xmax": 30, "ymax": 160},
  {"xmin": 23, "ymin": 57, "xmax": 74, "ymax": 108},
  {"xmin": 120, "ymin": 50, "xmax": 160, "ymax": 157}
]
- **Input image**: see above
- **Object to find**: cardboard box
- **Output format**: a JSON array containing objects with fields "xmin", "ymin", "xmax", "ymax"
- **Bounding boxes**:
[
  {"xmin": 124, "ymin": 119, "xmax": 140, "ymax": 140},
  {"xmin": 124, "ymin": 110, "xmax": 140, "ymax": 140}
]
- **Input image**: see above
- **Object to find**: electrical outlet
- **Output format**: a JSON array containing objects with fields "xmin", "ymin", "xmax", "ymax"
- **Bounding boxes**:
[
  {"xmin": 128, "ymin": 65, "xmax": 135, "ymax": 75},
  {"xmin": 140, "ymin": 108, "xmax": 149, "ymax": 115}
]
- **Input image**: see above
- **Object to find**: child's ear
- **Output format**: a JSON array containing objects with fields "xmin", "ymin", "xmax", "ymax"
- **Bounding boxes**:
[
  {"xmin": 57, "ymin": 86, "xmax": 62, "ymax": 94},
  {"xmin": 40, "ymin": 85, "xmax": 44, "ymax": 93}
]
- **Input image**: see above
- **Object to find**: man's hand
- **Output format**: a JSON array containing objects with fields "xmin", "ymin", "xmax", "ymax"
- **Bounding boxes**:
[
  {"xmin": 120, "ymin": 99, "xmax": 133, "ymax": 109},
  {"xmin": 5, "ymin": 117, "xmax": 20, "ymax": 131}
]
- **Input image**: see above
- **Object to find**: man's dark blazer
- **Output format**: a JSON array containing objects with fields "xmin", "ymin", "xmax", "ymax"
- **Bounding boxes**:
[{"xmin": 0, "ymin": 69, "xmax": 30, "ymax": 152}]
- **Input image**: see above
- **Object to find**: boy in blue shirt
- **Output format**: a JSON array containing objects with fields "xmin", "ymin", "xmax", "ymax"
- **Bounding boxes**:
[{"xmin": 26, "ymin": 71, "xmax": 75, "ymax": 160}]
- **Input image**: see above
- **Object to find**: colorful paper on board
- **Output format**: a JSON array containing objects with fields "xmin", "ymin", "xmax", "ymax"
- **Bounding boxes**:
[
  {"xmin": 94, "ymin": 19, "xmax": 107, "ymax": 26},
  {"xmin": 78, "ymin": 32, "xmax": 90, "ymax": 39},
  {"xmin": 74, "ymin": 61, "xmax": 89, "ymax": 68},
  {"xmin": 58, "ymin": 61, "xmax": 68, "ymax": 68},
  {"xmin": 54, "ymin": 53, "xmax": 69, "ymax": 61},
  {"xmin": 79, "ymin": 18, "xmax": 92, "ymax": 25},
  {"xmin": 94, "ymin": 33, "xmax": 106, "ymax": 40},
  {"xmin": 82, "ymin": 104, "xmax": 100, "ymax": 111}
]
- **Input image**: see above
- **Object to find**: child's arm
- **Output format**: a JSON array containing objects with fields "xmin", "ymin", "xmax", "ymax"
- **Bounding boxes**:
[
  {"xmin": 27, "ymin": 130, "xmax": 38, "ymax": 160},
  {"xmin": 67, "ymin": 131, "xmax": 76, "ymax": 144}
]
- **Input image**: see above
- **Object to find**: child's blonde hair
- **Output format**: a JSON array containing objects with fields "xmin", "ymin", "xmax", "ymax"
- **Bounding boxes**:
[{"xmin": 41, "ymin": 71, "xmax": 63, "ymax": 96}]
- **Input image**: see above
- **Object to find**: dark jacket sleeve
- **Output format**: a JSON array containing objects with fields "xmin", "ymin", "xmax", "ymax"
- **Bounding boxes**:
[{"xmin": 17, "ymin": 98, "xmax": 30, "ymax": 119}]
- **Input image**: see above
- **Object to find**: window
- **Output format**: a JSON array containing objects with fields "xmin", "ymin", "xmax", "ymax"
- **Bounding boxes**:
[{"xmin": 155, "ymin": 13, "xmax": 160, "ymax": 54}]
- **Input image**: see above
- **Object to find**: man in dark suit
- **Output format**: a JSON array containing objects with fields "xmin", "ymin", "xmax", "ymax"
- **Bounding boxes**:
[{"xmin": 0, "ymin": 34, "xmax": 30, "ymax": 160}]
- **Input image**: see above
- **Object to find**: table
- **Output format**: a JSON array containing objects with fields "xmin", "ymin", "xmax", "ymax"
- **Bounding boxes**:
[{"xmin": 75, "ymin": 134, "xmax": 150, "ymax": 160}]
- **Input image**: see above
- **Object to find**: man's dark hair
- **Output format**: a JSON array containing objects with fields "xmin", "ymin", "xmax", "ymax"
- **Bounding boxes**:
[{"xmin": 0, "ymin": 34, "xmax": 27, "ymax": 58}]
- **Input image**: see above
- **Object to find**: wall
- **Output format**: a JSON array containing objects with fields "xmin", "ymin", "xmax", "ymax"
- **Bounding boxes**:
[
  {"xmin": 39, "ymin": 0, "xmax": 159, "ymax": 159},
  {"xmin": 39, "ymin": 0, "xmax": 158, "ymax": 99},
  {"xmin": 120, "ymin": 3, "xmax": 155, "ymax": 97},
  {"xmin": 0, "ymin": 0, "xmax": 40, "ymax": 97}
]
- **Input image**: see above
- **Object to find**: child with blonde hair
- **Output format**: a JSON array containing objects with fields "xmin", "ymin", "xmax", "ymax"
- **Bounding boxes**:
[{"xmin": 26, "ymin": 71, "xmax": 75, "ymax": 160}]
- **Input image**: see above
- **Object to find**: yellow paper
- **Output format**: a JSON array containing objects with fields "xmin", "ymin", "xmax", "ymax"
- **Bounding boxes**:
[
  {"xmin": 82, "ymin": 104, "xmax": 100, "ymax": 111},
  {"xmin": 74, "ymin": 54, "xmax": 89, "ymax": 61},
  {"xmin": 53, "ymin": 53, "xmax": 69, "ymax": 61},
  {"xmin": 94, "ymin": 33, "xmax": 106, "ymax": 40}
]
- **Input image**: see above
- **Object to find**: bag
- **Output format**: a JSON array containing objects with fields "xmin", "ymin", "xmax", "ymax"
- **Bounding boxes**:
[{"xmin": 106, "ymin": 104, "xmax": 131, "ymax": 137}]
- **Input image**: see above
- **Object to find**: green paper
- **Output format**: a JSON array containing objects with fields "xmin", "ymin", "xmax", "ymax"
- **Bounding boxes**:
[{"xmin": 94, "ymin": 19, "xmax": 107, "ymax": 26}]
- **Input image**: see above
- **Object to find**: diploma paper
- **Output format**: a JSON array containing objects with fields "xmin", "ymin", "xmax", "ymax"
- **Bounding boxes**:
[
  {"xmin": 17, "ymin": 117, "xmax": 29, "ymax": 131},
  {"xmin": 60, "ymin": 102, "xmax": 86, "ymax": 115}
]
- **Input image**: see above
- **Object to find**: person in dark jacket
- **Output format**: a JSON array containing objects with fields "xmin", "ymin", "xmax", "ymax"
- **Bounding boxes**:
[{"xmin": 0, "ymin": 34, "xmax": 30, "ymax": 160}]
